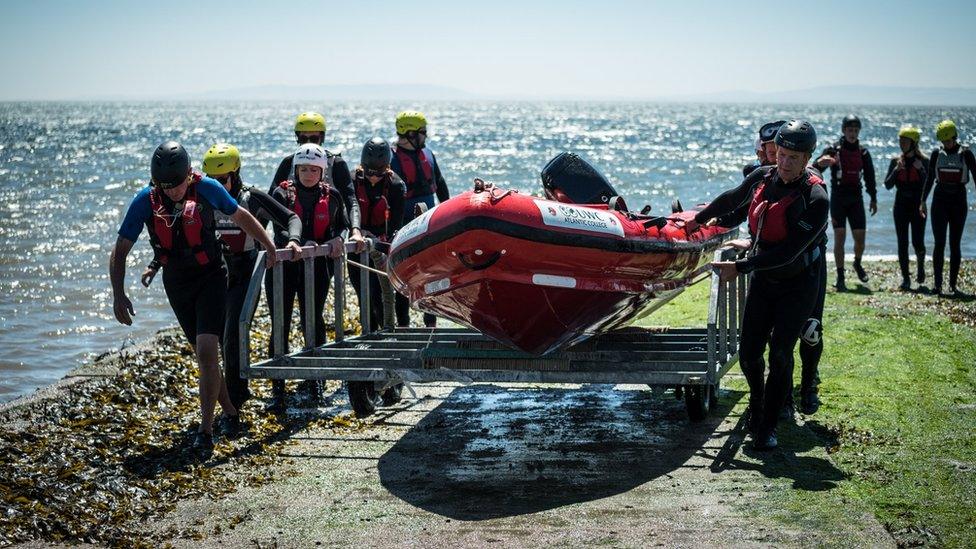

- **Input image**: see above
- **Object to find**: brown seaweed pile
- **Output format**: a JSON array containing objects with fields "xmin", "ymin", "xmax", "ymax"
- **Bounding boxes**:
[{"xmin": 0, "ymin": 290, "xmax": 370, "ymax": 547}]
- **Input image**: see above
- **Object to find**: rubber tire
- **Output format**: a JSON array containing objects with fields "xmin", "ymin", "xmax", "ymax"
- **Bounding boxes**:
[
  {"xmin": 381, "ymin": 383, "xmax": 403, "ymax": 406},
  {"xmin": 684, "ymin": 383, "xmax": 717, "ymax": 422},
  {"xmin": 348, "ymin": 381, "xmax": 380, "ymax": 418}
]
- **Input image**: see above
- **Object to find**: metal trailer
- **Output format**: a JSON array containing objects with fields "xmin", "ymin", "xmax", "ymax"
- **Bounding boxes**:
[{"xmin": 239, "ymin": 243, "xmax": 746, "ymax": 421}]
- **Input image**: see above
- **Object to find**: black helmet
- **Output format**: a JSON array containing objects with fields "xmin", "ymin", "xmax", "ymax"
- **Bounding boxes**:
[
  {"xmin": 759, "ymin": 120, "xmax": 787, "ymax": 143},
  {"xmin": 361, "ymin": 137, "xmax": 392, "ymax": 171},
  {"xmin": 842, "ymin": 114, "xmax": 861, "ymax": 129},
  {"xmin": 774, "ymin": 119, "xmax": 817, "ymax": 153},
  {"xmin": 151, "ymin": 141, "xmax": 191, "ymax": 189}
]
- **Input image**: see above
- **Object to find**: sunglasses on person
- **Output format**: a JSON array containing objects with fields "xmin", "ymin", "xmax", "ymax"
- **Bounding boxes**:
[
  {"xmin": 364, "ymin": 168, "xmax": 387, "ymax": 177},
  {"xmin": 297, "ymin": 133, "xmax": 324, "ymax": 144}
]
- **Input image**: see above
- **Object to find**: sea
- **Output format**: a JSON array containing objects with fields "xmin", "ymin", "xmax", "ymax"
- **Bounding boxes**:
[{"xmin": 1, "ymin": 101, "xmax": 974, "ymax": 402}]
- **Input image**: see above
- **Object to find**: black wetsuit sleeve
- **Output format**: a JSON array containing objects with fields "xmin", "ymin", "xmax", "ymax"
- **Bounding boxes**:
[
  {"xmin": 884, "ymin": 158, "xmax": 898, "ymax": 191},
  {"xmin": 742, "ymin": 163, "xmax": 757, "ymax": 178},
  {"xmin": 735, "ymin": 185, "xmax": 829, "ymax": 274},
  {"xmin": 863, "ymin": 148, "xmax": 877, "ymax": 200},
  {"xmin": 923, "ymin": 149, "xmax": 940, "ymax": 201},
  {"xmin": 388, "ymin": 176, "xmax": 406, "ymax": 235},
  {"xmin": 330, "ymin": 189, "xmax": 349, "ymax": 238},
  {"xmin": 331, "ymin": 157, "xmax": 361, "ymax": 230},
  {"xmin": 694, "ymin": 168, "xmax": 765, "ymax": 224},
  {"xmin": 432, "ymin": 153, "xmax": 450, "ymax": 202},
  {"xmin": 248, "ymin": 188, "xmax": 301, "ymax": 244},
  {"xmin": 965, "ymin": 149, "xmax": 976, "ymax": 192},
  {"xmin": 270, "ymin": 156, "xmax": 291, "ymax": 193}
]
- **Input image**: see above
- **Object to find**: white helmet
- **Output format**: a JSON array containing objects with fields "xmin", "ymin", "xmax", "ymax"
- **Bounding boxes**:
[{"xmin": 293, "ymin": 144, "xmax": 328, "ymax": 180}]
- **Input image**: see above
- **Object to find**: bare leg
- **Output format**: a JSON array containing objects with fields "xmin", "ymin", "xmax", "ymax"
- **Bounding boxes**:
[
  {"xmin": 196, "ymin": 334, "xmax": 236, "ymax": 434},
  {"xmin": 852, "ymin": 229, "xmax": 866, "ymax": 264}
]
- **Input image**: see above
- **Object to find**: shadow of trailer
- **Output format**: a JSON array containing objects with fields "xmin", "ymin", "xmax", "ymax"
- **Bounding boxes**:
[{"xmin": 240, "ymin": 243, "xmax": 745, "ymax": 421}]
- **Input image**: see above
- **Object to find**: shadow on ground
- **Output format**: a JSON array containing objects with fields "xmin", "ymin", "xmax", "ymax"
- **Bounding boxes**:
[
  {"xmin": 377, "ymin": 384, "xmax": 743, "ymax": 520},
  {"xmin": 708, "ymin": 406, "xmax": 846, "ymax": 492}
]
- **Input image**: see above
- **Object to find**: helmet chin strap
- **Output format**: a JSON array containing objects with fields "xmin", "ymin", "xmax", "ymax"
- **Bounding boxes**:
[{"xmin": 408, "ymin": 133, "xmax": 424, "ymax": 150}]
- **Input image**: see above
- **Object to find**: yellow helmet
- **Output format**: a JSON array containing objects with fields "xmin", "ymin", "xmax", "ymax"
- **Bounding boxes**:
[
  {"xmin": 898, "ymin": 126, "xmax": 921, "ymax": 144},
  {"xmin": 395, "ymin": 111, "xmax": 428, "ymax": 135},
  {"xmin": 935, "ymin": 120, "xmax": 957, "ymax": 142},
  {"xmin": 294, "ymin": 112, "xmax": 326, "ymax": 133},
  {"xmin": 202, "ymin": 143, "xmax": 241, "ymax": 176}
]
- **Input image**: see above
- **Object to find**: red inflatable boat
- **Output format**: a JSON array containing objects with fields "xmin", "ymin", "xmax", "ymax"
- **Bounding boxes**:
[{"xmin": 387, "ymin": 153, "xmax": 735, "ymax": 355}]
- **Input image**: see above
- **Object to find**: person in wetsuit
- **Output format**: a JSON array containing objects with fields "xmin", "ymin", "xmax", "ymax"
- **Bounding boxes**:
[
  {"xmin": 199, "ymin": 143, "xmax": 304, "ymax": 418},
  {"xmin": 348, "ymin": 137, "xmax": 406, "ymax": 329},
  {"xmin": 732, "ymin": 119, "xmax": 826, "ymax": 417},
  {"xmin": 266, "ymin": 143, "xmax": 349, "ymax": 410},
  {"xmin": 110, "ymin": 141, "xmax": 278, "ymax": 459},
  {"xmin": 269, "ymin": 111, "xmax": 365, "ymax": 252},
  {"xmin": 813, "ymin": 115, "xmax": 877, "ymax": 290},
  {"xmin": 390, "ymin": 111, "xmax": 450, "ymax": 327},
  {"xmin": 742, "ymin": 120, "xmax": 786, "ymax": 178},
  {"xmin": 921, "ymin": 120, "xmax": 976, "ymax": 296},
  {"xmin": 883, "ymin": 127, "xmax": 928, "ymax": 291},
  {"xmin": 690, "ymin": 120, "xmax": 829, "ymax": 449}
]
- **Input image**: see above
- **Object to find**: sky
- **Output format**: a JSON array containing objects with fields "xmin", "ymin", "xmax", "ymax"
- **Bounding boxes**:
[{"xmin": 1, "ymin": 0, "xmax": 975, "ymax": 100}]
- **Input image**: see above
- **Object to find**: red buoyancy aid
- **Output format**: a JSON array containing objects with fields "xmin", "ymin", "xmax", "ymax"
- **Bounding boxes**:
[
  {"xmin": 279, "ymin": 180, "xmax": 331, "ymax": 242},
  {"xmin": 896, "ymin": 164, "xmax": 923, "ymax": 186},
  {"xmin": 838, "ymin": 144, "xmax": 864, "ymax": 185},
  {"xmin": 748, "ymin": 170, "xmax": 824, "ymax": 243},
  {"xmin": 395, "ymin": 146, "xmax": 436, "ymax": 198},
  {"xmin": 354, "ymin": 169, "xmax": 391, "ymax": 238},
  {"xmin": 149, "ymin": 172, "xmax": 212, "ymax": 266}
]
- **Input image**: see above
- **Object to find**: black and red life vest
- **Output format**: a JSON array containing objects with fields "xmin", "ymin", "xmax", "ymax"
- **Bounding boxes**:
[
  {"xmin": 394, "ymin": 146, "xmax": 437, "ymax": 198},
  {"xmin": 935, "ymin": 145, "xmax": 971, "ymax": 185},
  {"xmin": 215, "ymin": 186, "xmax": 253, "ymax": 255},
  {"xmin": 895, "ymin": 162, "xmax": 924, "ymax": 187},
  {"xmin": 748, "ymin": 169, "xmax": 824, "ymax": 243},
  {"xmin": 837, "ymin": 142, "xmax": 864, "ymax": 186},
  {"xmin": 279, "ymin": 180, "xmax": 332, "ymax": 242},
  {"xmin": 354, "ymin": 169, "xmax": 392, "ymax": 239},
  {"xmin": 148, "ymin": 172, "xmax": 218, "ymax": 267}
]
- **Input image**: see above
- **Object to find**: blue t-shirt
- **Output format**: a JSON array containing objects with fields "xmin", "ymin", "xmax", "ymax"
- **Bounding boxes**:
[{"xmin": 117, "ymin": 176, "xmax": 239, "ymax": 242}]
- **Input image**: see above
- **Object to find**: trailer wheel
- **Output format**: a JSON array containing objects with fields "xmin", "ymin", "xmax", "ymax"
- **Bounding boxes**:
[
  {"xmin": 381, "ymin": 383, "xmax": 403, "ymax": 406},
  {"xmin": 348, "ymin": 381, "xmax": 381, "ymax": 418},
  {"xmin": 684, "ymin": 383, "xmax": 716, "ymax": 422}
]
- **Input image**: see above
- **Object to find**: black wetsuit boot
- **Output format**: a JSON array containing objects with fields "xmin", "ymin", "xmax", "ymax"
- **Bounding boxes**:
[{"xmin": 740, "ymin": 358, "xmax": 766, "ymax": 435}]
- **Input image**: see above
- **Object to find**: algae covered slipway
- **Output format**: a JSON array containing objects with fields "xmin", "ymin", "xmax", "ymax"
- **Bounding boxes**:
[{"xmin": 2, "ymin": 260, "xmax": 974, "ymax": 547}]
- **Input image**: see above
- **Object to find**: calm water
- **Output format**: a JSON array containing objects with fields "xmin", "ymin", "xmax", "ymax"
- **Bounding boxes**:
[{"xmin": 1, "ymin": 101, "xmax": 974, "ymax": 402}]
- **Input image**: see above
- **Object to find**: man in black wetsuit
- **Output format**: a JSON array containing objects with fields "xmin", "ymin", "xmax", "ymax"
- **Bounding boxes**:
[
  {"xmin": 390, "ymin": 111, "xmax": 450, "ymax": 327},
  {"xmin": 813, "ymin": 115, "xmax": 877, "ymax": 291},
  {"xmin": 733, "ymin": 120, "xmax": 827, "ymax": 416},
  {"xmin": 269, "ymin": 111, "xmax": 365, "ymax": 252},
  {"xmin": 922, "ymin": 119, "xmax": 976, "ymax": 295},
  {"xmin": 690, "ymin": 120, "xmax": 829, "ymax": 449}
]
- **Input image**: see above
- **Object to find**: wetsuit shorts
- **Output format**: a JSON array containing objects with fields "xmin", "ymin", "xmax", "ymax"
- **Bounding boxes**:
[
  {"xmin": 163, "ymin": 266, "xmax": 227, "ymax": 344},
  {"xmin": 830, "ymin": 190, "xmax": 865, "ymax": 230}
]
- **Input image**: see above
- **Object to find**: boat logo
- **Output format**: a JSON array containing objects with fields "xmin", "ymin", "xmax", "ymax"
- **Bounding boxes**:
[{"xmin": 534, "ymin": 199, "xmax": 625, "ymax": 238}]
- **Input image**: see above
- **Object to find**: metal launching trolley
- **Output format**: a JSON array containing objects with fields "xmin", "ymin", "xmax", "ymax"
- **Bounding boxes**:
[{"xmin": 239, "ymin": 243, "xmax": 746, "ymax": 420}]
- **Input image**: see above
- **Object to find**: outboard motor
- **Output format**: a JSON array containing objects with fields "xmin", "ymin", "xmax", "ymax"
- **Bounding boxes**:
[{"xmin": 540, "ymin": 152, "xmax": 620, "ymax": 205}]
